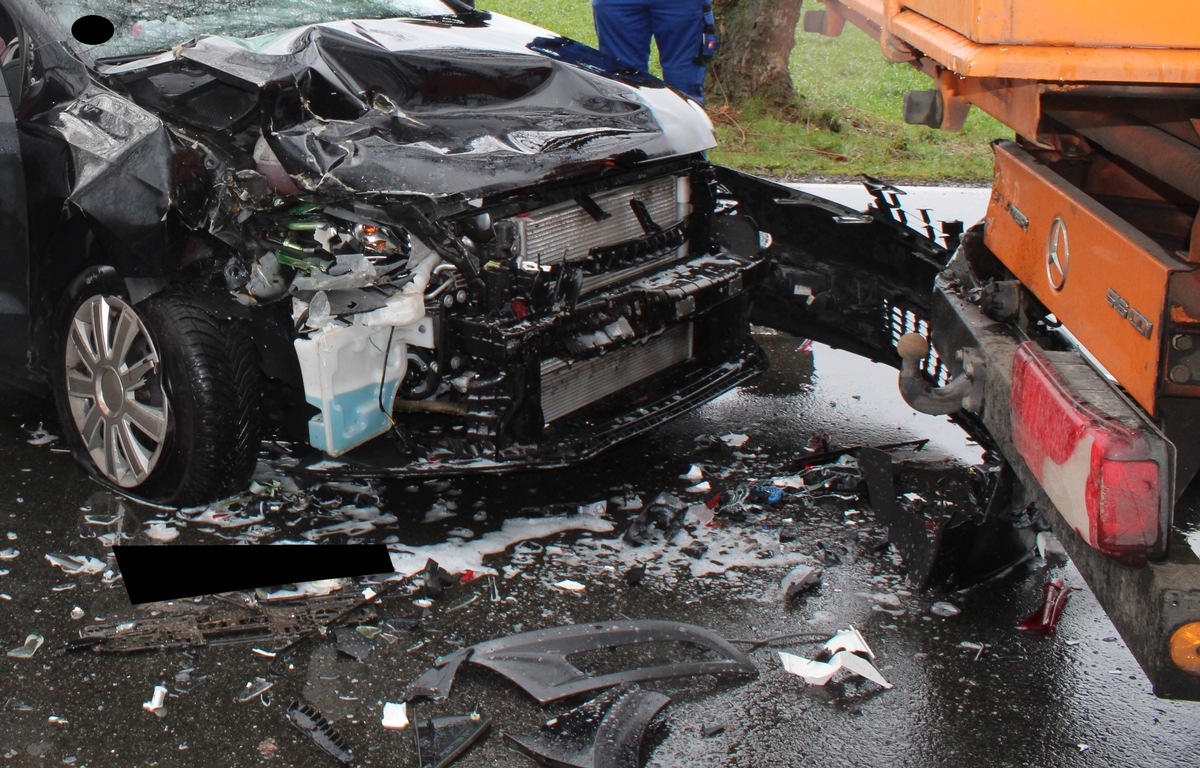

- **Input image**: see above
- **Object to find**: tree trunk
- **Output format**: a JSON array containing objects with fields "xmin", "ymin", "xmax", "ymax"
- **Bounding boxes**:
[{"xmin": 710, "ymin": 0, "xmax": 805, "ymax": 108}]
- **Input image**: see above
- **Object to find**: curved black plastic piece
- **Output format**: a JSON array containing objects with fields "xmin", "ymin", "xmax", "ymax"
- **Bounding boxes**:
[
  {"xmin": 506, "ymin": 684, "xmax": 670, "ymax": 768},
  {"xmin": 405, "ymin": 648, "xmax": 473, "ymax": 702},
  {"xmin": 468, "ymin": 620, "xmax": 756, "ymax": 704},
  {"xmin": 416, "ymin": 714, "xmax": 493, "ymax": 768}
]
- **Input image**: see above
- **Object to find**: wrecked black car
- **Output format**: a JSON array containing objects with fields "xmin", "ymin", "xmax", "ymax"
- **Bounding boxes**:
[{"xmin": 0, "ymin": 0, "xmax": 766, "ymax": 503}]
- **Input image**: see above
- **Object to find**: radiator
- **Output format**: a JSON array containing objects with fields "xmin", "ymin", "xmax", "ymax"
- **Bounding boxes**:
[
  {"xmin": 540, "ymin": 323, "xmax": 694, "ymax": 423},
  {"xmin": 511, "ymin": 175, "xmax": 687, "ymax": 263}
]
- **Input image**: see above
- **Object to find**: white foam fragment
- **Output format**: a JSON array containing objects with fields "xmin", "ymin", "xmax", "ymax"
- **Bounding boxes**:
[
  {"xmin": 382, "ymin": 701, "xmax": 409, "ymax": 730},
  {"xmin": 685, "ymin": 481, "xmax": 711, "ymax": 494},
  {"xmin": 720, "ymin": 433, "xmax": 750, "ymax": 447},
  {"xmin": 578, "ymin": 500, "xmax": 608, "ymax": 517},
  {"xmin": 301, "ymin": 520, "xmax": 377, "ymax": 541},
  {"xmin": 553, "ymin": 579, "xmax": 586, "ymax": 592},
  {"xmin": 681, "ymin": 465, "xmax": 704, "ymax": 482},
  {"xmin": 422, "ymin": 502, "xmax": 457, "ymax": 523},
  {"xmin": 180, "ymin": 506, "xmax": 265, "ymax": 528},
  {"xmin": 45, "ymin": 553, "xmax": 106, "ymax": 575},
  {"xmin": 388, "ymin": 514, "xmax": 615, "ymax": 577},
  {"xmin": 145, "ymin": 522, "xmax": 179, "ymax": 542}
]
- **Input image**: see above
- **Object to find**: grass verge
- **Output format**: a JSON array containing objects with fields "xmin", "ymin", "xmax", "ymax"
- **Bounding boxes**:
[{"xmin": 480, "ymin": 0, "xmax": 1009, "ymax": 183}]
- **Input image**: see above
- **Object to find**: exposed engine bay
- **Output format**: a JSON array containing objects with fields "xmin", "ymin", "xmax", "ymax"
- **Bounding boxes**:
[{"xmin": 226, "ymin": 155, "xmax": 765, "ymax": 471}]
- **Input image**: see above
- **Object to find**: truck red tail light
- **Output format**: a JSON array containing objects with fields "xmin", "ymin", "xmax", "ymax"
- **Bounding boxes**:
[{"xmin": 1010, "ymin": 342, "xmax": 1165, "ymax": 563}]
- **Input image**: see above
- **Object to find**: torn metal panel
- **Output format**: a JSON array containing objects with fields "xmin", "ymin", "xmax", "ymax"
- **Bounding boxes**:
[
  {"xmin": 506, "ymin": 684, "xmax": 669, "ymax": 768},
  {"xmin": 466, "ymin": 620, "xmax": 757, "ymax": 704},
  {"xmin": 99, "ymin": 17, "xmax": 714, "ymax": 201}
]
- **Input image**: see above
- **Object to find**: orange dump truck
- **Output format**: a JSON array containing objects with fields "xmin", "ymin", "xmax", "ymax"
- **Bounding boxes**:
[{"xmin": 791, "ymin": 1, "xmax": 1200, "ymax": 697}]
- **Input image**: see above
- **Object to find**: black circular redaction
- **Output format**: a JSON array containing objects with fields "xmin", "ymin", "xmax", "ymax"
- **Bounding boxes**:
[{"xmin": 71, "ymin": 15, "xmax": 115, "ymax": 45}]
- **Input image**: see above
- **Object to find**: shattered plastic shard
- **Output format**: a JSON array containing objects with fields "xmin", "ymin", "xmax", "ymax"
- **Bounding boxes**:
[
  {"xmin": 778, "ymin": 627, "xmax": 893, "ymax": 689},
  {"xmin": 7, "ymin": 633, "xmax": 44, "ymax": 659},
  {"xmin": 286, "ymin": 702, "xmax": 354, "ymax": 765},
  {"xmin": 142, "ymin": 684, "xmax": 168, "ymax": 716},
  {"xmin": 466, "ymin": 620, "xmax": 757, "ymax": 704},
  {"xmin": 238, "ymin": 677, "xmax": 275, "ymax": 703},
  {"xmin": 930, "ymin": 601, "xmax": 961, "ymax": 618},
  {"xmin": 507, "ymin": 684, "xmax": 669, "ymax": 768},
  {"xmin": 415, "ymin": 713, "xmax": 492, "ymax": 768},
  {"xmin": 1018, "ymin": 578, "xmax": 1074, "ymax": 633},
  {"xmin": 780, "ymin": 565, "xmax": 822, "ymax": 605},
  {"xmin": 404, "ymin": 648, "xmax": 473, "ymax": 702},
  {"xmin": 553, "ymin": 579, "xmax": 587, "ymax": 592}
]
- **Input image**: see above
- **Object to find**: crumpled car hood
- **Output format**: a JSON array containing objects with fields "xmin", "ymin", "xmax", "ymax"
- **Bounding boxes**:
[{"xmin": 101, "ymin": 13, "xmax": 716, "ymax": 200}]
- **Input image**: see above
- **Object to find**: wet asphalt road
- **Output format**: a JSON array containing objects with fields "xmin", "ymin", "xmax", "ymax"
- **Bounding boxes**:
[
  {"xmin": 1, "ymin": 332, "xmax": 1198, "ymax": 768},
  {"xmin": 2, "ymin": 187, "xmax": 1199, "ymax": 767}
]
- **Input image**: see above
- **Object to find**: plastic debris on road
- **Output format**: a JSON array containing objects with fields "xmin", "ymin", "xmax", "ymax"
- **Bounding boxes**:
[
  {"xmin": 287, "ymin": 701, "xmax": 354, "ymax": 764},
  {"xmin": 142, "ymin": 684, "xmax": 168, "ymax": 717},
  {"xmin": 507, "ymin": 684, "xmax": 669, "ymax": 768},
  {"xmin": 382, "ymin": 701, "xmax": 409, "ymax": 730},
  {"xmin": 781, "ymin": 565, "xmax": 822, "ymax": 605},
  {"xmin": 415, "ymin": 713, "xmax": 492, "ymax": 768},
  {"xmin": 930, "ymin": 601, "xmax": 960, "ymax": 617},
  {"xmin": 720, "ymin": 433, "xmax": 750, "ymax": 448},
  {"xmin": 238, "ymin": 677, "xmax": 275, "ymax": 703},
  {"xmin": 552, "ymin": 579, "xmax": 586, "ymax": 592},
  {"xmin": 7, "ymin": 633, "xmax": 44, "ymax": 659},
  {"xmin": 681, "ymin": 465, "xmax": 704, "ymax": 482},
  {"xmin": 1018, "ymin": 578, "xmax": 1073, "ymax": 633},
  {"xmin": 1036, "ymin": 531, "xmax": 1069, "ymax": 563},
  {"xmin": 778, "ymin": 627, "xmax": 893, "ymax": 689}
]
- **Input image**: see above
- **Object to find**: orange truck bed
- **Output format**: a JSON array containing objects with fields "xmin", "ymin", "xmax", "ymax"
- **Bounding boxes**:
[
  {"xmin": 904, "ymin": 0, "xmax": 1200, "ymax": 49},
  {"xmin": 818, "ymin": 0, "xmax": 1200, "ymax": 85}
]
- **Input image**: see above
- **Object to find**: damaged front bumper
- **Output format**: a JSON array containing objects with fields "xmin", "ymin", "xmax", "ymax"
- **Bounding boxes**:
[{"xmin": 242, "ymin": 162, "xmax": 768, "ymax": 475}]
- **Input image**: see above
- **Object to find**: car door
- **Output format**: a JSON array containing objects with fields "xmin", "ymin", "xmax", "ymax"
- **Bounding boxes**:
[{"xmin": 0, "ymin": 20, "xmax": 30, "ymax": 365}]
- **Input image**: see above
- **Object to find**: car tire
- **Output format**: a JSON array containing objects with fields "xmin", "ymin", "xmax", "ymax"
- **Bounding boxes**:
[{"xmin": 54, "ymin": 285, "xmax": 263, "ymax": 505}]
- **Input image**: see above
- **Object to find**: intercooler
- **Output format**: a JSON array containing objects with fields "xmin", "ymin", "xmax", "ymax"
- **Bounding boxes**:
[
  {"xmin": 508, "ymin": 174, "xmax": 689, "ymax": 264},
  {"xmin": 539, "ymin": 323, "xmax": 694, "ymax": 423}
]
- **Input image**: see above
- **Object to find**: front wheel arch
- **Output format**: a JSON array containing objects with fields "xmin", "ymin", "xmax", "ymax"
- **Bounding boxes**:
[{"xmin": 52, "ymin": 275, "xmax": 264, "ymax": 505}]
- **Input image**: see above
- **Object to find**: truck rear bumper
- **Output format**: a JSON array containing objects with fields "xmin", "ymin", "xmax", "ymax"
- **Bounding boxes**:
[{"xmin": 931, "ymin": 277, "xmax": 1200, "ymax": 699}]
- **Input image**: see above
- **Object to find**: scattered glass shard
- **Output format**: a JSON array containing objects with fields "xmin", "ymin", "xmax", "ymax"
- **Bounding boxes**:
[{"xmin": 7, "ymin": 634, "xmax": 44, "ymax": 659}]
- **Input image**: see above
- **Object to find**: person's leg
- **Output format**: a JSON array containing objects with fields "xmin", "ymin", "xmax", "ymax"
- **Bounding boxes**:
[
  {"xmin": 650, "ymin": 0, "xmax": 706, "ymax": 102},
  {"xmin": 593, "ymin": 0, "xmax": 653, "ymax": 73}
]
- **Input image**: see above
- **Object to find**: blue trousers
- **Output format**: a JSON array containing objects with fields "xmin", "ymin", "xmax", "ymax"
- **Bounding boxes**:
[{"xmin": 593, "ymin": 0, "xmax": 706, "ymax": 103}]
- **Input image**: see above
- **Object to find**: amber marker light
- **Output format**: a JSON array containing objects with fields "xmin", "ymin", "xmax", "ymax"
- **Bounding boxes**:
[{"xmin": 1169, "ymin": 623, "xmax": 1200, "ymax": 674}]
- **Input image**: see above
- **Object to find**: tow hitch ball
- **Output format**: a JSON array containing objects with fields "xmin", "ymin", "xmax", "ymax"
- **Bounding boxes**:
[{"xmin": 896, "ymin": 333, "xmax": 983, "ymax": 416}]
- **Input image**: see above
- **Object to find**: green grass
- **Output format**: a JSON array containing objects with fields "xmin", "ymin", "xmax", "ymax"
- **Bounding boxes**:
[{"xmin": 480, "ymin": 0, "xmax": 1009, "ymax": 182}]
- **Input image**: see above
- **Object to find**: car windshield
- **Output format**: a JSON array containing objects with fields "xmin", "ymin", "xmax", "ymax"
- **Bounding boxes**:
[{"xmin": 36, "ymin": 0, "xmax": 469, "ymax": 58}]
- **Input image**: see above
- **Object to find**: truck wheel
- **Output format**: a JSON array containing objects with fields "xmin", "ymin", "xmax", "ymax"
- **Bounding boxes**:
[{"xmin": 55, "ymin": 289, "xmax": 262, "ymax": 505}]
